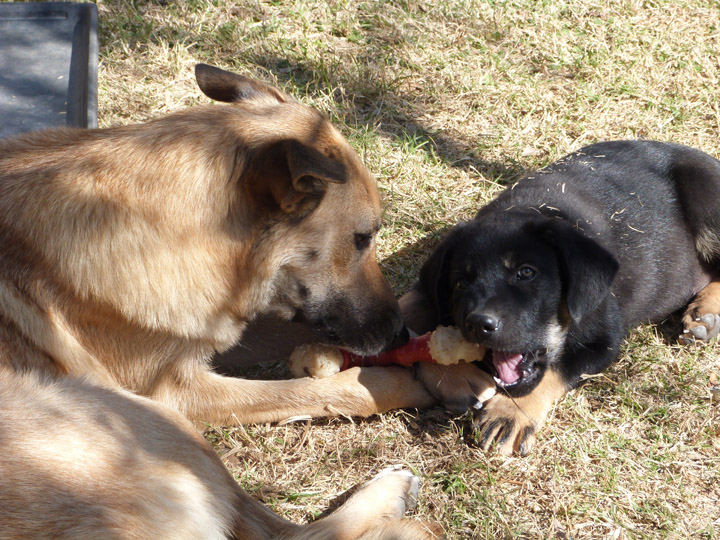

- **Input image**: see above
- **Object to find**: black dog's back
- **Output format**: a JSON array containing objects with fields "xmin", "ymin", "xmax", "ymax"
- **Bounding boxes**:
[{"xmin": 479, "ymin": 140, "xmax": 719, "ymax": 327}]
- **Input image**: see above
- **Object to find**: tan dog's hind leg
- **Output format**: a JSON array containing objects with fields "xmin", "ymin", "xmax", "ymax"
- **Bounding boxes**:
[
  {"xmin": 358, "ymin": 521, "xmax": 444, "ymax": 540},
  {"xmin": 0, "ymin": 373, "xmax": 298, "ymax": 540},
  {"xmin": 1, "ymin": 374, "xmax": 437, "ymax": 540},
  {"xmin": 473, "ymin": 369, "xmax": 569, "ymax": 456},
  {"xmin": 154, "ymin": 366, "xmax": 437, "ymax": 425},
  {"xmin": 682, "ymin": 280, "xmax": 720, "ymax": 342}
]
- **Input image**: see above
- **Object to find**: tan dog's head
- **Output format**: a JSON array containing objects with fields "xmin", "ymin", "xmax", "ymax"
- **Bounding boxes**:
[{"xmin": 196, "ymin": 64, "xmax": 408, "ymax": 355}]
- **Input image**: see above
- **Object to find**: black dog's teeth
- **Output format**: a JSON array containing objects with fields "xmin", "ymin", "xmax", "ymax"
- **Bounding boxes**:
[
  {"xmin": 490, "ymin": 349, "xmax": 546, "ymax": 388},
  {"xmin": 493, "ymin": 376, "xmax": 515, "ymax": 388}
]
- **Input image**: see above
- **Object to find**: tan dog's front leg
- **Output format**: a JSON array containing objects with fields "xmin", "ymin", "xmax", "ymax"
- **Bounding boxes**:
[
  {"xmin": 414, "ymin": 362, "xmax": 496, "ymax": 413},
  {"xmin": 400, "ymin": 288, "xmax": 497, "ymax": 414},
  {"xmin": 153, "ymin": 366, "xmax": 437, "ymax": 426}
]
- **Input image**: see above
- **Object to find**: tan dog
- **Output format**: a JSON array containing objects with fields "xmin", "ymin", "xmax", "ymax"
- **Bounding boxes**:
[{"xmin": 0, "ymin": 64, "xmax": 481, "ymax": 539}]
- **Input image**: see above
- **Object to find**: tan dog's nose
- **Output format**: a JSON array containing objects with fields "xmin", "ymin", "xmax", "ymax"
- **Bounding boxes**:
[{"xmin": 384, "ymin": 323, "xmax": 410, "ymax": 352}]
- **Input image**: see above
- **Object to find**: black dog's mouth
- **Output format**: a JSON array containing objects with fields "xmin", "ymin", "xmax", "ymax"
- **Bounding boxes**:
[{"xmin": 486, "ymin": 348, "xmax": 547, "ymax": 389}]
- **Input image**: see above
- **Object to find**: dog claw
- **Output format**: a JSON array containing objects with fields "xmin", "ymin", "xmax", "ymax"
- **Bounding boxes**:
[
  {"xmin": 690, "ymin": 325, "xmax": 708, "ymax": 340},
  {"xmin": 684, "ymin": 313, "xmax": 720, "ymax": 342},
  {"xmin": 682, "ymin": 308, "xmax": 720, "ymax": 343},
  {"xmin": 516, "ymin": 426, "xmax": 536, "ymax": 456}
]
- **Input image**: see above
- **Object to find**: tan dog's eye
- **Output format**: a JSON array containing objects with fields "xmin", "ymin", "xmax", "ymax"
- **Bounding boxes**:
[{"xmin": 354, "ymin": 233, "xmax": 373, "ymax": 251}]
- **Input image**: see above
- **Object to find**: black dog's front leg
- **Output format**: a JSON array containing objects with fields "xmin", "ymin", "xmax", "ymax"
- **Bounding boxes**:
[
  {"xmin": 475, "ymin": 330, "xmax": 622, "ymax": 456},
  {"xmin": 473, "ymin": 368, "xmax": 570, "ymax": 456}
]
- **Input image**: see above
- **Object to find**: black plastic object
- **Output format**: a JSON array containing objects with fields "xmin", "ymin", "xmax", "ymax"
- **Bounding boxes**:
[{"xmin": 0, "ymin": 2, "xmax": 98, "ymax": 138}]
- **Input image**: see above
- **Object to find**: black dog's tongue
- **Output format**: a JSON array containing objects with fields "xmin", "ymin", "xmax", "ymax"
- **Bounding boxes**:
[{"xmin": 492, "ymin": 350, "xmax": 523, "ymax": 384}]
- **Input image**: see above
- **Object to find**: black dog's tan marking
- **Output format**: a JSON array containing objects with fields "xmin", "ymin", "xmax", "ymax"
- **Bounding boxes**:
[
  {"xmin": 412, "ymin": 140, "xmax": 720, "ymax": 455},
  {"xmin": 682, "ymin": 281, "xmax": 720, "ymax": 341},
  {"xmin": 477, "ymin": 369, "xmax": 568, "ymax": 455}
]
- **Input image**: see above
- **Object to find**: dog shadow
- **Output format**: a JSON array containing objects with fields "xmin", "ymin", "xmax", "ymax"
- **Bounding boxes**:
[
  {"xmin": 249, "ymin": 54, "xmax": 523, "ymax": 187},
  {"xmin": 212, "ymin": 228, "xmax": 452, "ymax": 378}
]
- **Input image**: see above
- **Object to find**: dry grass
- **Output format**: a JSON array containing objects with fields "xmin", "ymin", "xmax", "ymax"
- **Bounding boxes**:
[{"xmin": 59, "ymin": 0, "xmax": 720, "ymax": 537}]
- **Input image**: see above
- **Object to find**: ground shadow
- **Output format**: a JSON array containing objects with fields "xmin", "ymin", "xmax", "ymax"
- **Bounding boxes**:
[{"xmin": 243, "ymin": 53, "xmax": 525, "ymax": 186}]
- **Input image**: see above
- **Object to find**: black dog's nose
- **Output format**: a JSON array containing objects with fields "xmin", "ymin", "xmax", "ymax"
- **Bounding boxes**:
[{"xmin": 465, "ymin": 313, "xmax": 501, "ymax": 337}]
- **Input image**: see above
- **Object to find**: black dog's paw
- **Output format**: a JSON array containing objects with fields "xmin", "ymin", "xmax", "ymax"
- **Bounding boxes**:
[
  {"xmin": 681, "ymin": 283, "xmax": 720, "ymax": 343},
  {"xmin": 473, "ymin": 369, "xmax": 568, "ymax": 455},
  {"xmin": 681, "ymin": 313, "xmax": 720, "ymax": 343},
  {"xmin": 473, "ymin": 394, "xmax": 539, "ymax": 456},
  {"xmin": 415, "ymin": 362, "xmax": 496, "ymax": 413}
]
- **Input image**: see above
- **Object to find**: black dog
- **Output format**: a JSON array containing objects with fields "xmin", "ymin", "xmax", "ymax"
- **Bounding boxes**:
[{"xmin": 413, "ymin": 140, "xmax": 720, "ymax": 455}]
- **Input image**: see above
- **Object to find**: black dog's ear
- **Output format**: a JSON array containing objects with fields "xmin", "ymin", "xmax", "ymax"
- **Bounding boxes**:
[
  {"xmin": 536, "ymin": 219, "xmax": 619, "ymax": 323},
  {"xmin": 195, "ymin": 64, "xmax": 293, "ymax": 104},
  {"xmin": 418, "ymin": 227, "xmax": 464, "ymax": 324}
]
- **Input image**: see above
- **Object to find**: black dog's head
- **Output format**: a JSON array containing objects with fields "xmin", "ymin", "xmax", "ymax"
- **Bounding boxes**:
[{"xmin": 419, "ymin": 210, "xmax": 618, "ymax": 396}]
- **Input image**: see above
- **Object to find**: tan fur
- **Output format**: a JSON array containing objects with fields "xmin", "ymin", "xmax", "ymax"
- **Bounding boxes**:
[
  {"xmin": 0, "ymin": 66, "xmax": 439, "ymax": 539},
  {"xmin": 683, "ymin": 280, "xmax": 720, "ymax": 336},
  {"xmin": 695, "ymin": 226, "xmax": 720, "ymax": 261},
  {"xmin": 477, "ymin": 369, "xmax": 569, "ymax": 456},
  {"xmin": 400, "ymin": 288, "xmax": 502, "ymax": 411}
]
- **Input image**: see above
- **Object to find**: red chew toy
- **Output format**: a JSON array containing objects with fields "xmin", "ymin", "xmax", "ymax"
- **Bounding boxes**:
[{"xmin": 340, "ymin": 332, "xmax": 434, "ymax": 370}]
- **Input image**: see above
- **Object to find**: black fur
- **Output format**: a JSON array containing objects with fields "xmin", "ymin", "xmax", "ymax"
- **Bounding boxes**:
[{"xmin": 418, "ymin": 140, "xmax": 720, "ymax": 414}]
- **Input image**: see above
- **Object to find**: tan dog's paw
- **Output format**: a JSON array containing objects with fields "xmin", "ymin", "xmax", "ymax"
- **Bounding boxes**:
[
  {"xmin": 415, "ymin": 362, "xmax": 496, "ymax": 413},
  {"xmin": 364, "ymin": 468, "xmax": 420, "ymax": 518},
  {"xmin": 337, "ymin": 467, "xmax": 420, "ymax": 524},
  {"xmin": 303, "ymin": 467, "xmax": 425, "ymax": 539},
  {"xmin": 473, "ymin": 393, "xmax": 539, "ymax": 456}
]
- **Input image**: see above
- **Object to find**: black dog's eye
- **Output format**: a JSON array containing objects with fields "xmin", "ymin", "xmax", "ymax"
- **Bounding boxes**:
[
  {"xmin": 516, "ymin": 265, "xmax": 537, "ymax": 281},
  {"xmin": 455, "ymin": 278, "xmax": 469, "ymax": 290},
  {"xmin": 354, "ymin": 233, "xmax": 373, "ymax": 251}
]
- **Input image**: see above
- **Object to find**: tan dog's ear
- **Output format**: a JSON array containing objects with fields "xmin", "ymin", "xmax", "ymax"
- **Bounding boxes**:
[
  {"xmin": 273, "ymin": 140, "xmax": 348, "ymax": 214},
  {"xmin": 195, "ymin": 63, "xmax": 292, "ymax": 104},
  {"xmin": 284, "ymin": 139, "xmax": 347, "ymax": 188},
  {"xmin": 249, "ymin": 140, "xmax": 349, "ymax": 215}
]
